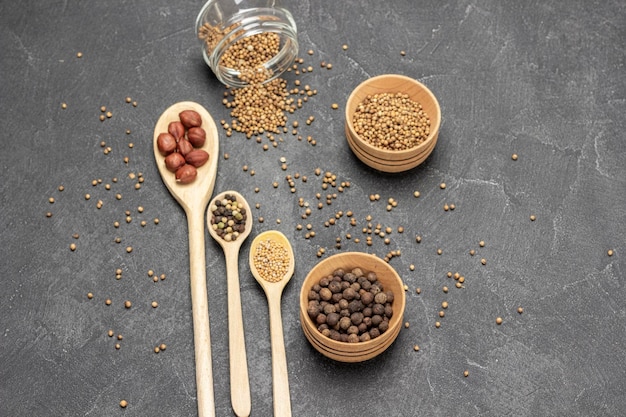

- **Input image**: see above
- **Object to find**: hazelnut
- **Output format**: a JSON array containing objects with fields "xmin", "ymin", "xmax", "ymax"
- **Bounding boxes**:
[
  {"xmin": 168, "ymin": 121, "xmax": 185, "ymax": 140},
  {"xmin": 187, "ymin": 127, "xmax": 206, "ymax": 147},
  {"xmin": 164, "ymin": 152, "xmax": 185, "ymax": 172},
  {"xmin": 185, "ymin": 149, "xmax": 209, "ymax": 167},
  {"xmin": 176, "ymin": 138, "xmax": 194, "ymax": 157},
  {"xmin": 156, "ymin": 133, "xmax": 176, "ymax": 155},
  {"xmin": 179, "ymin": 110, "xmax": 202, "ymax": 129},
  {"xmin": 175, "ymin": 164, "xmax": 197, "ymax": 183}
]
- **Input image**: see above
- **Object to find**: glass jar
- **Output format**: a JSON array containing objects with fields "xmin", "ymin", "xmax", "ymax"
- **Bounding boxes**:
[{"xmin": 195, "ymin": 0, "xmax": 298, "ymax": 88}]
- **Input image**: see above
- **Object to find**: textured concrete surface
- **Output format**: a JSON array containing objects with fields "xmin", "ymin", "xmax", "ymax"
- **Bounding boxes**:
[{"xmin": 1, "ymin": 1, "xmax": 625, "ymax": 416}]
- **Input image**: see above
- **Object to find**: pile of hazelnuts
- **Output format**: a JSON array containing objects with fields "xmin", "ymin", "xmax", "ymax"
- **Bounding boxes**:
[
  {"xmin": 307, "ymin": 268, "xmax": 394, "ymax": 343},
  {"xmin": 156, "ymin": 110, "xmax": 210, "ymax": 183}
]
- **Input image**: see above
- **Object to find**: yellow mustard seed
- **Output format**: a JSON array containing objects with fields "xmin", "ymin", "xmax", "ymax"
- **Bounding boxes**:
[{"xmin": 252, "ymin": 239, "xmax": 290, "ymax": 283}]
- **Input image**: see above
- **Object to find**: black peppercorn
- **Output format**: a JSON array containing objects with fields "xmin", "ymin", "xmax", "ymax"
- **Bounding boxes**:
[
  {"xmin": 326, "ymin": 312, "xmax": 340, "ymax": 327},
  {"xmin": 319, "ymin": 287, "xmax": 332, "ymax": 301},
  {"xmin": 309, "ymin": 267, "xmax": 395, "ymax": 343},
  {"xmin": 343, "ymin": 287, "xmax": 357, "ymax": 300}
]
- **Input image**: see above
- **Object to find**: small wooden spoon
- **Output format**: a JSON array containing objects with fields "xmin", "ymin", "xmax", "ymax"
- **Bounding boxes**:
[
  {"xmin": 153, "ymin": 101, "xmax": 219, "ymax": 417},
  {"xmin": 207, "ymin": 190, "xmax": 252, "ymax": 417},
  {"xmin": 249, "ymin": 230, "xmax": 295, "ymax": 417}
]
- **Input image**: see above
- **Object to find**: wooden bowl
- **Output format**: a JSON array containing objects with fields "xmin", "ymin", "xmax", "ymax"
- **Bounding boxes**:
[
  {"xmin": 299, "ymin": 252, "xmax": 406, "ymax": 362},
  {"xmin": 345, "ymin": 74, "xmax": 441, "ymax": 173}
]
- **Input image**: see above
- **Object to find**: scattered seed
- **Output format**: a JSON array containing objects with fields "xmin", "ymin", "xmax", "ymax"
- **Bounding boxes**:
[
  {"xmin": 512, "ymin": 153, "xmax": 518, "ymax": 161},
  {"xmin": 124, "ymin": 300, "xmax": 132, "ymax": 309},
  {"xmin": 496, "ymin": 317, "xmax": 503, "ymax": 325},
  {"xmin": 607, "ymin": 249, "xmax": 614, "ymax": 256},
  {"xmin": 440, "ymin": 183, "xmax": 446, "ymax": 189},
  {"xmin": 331, "ymin": 103, "xmax": 338, "ymax": 110},
  {"xmin": 517, "ymin": 307, "xmax": 524, "ymax": 314},
  {"xmin": 530, "ymin": 214, "xmax": 536, "ymax": 221},
  {"xmin": 87, "ymin": 292, "xmax": 93, "ymax": 299},
  {"xmin": 119, "ymin": 400, "xmax": 128, "ymax": 408},
  {"xmin": 463, "ymin": 370, "xmax": 469, "ymax": 377},
  {"xmin": 413, "ymin": 345, "xmax": 420, "ymax": 351}
]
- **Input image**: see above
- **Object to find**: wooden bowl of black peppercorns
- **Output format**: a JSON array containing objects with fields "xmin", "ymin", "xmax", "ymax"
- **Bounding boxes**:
[{"xmin": 299, "ymin": 252, "xmax": 406, "ymax": 362}]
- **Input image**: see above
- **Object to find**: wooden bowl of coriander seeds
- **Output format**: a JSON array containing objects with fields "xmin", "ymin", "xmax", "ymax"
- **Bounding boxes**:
[
  {"xmin": 299, "ymin": 252, "xmax": 406, "ymax": 362},
  {"xmin": 345, "ymin": 74, "xmax": 441, "ymax": 173}
]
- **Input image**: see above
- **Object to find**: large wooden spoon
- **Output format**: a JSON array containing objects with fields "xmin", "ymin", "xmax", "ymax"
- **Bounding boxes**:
[
  {"xmin": 207, "ymin": 191, "xmax": 252, "ymax": 417},
  {"xmin": 153, "ymin": 101, "xmax": 219, "ymax": 417},
  {"xmin": 249, "ymin": 230, "xmax": 295, "ymax": 417}
]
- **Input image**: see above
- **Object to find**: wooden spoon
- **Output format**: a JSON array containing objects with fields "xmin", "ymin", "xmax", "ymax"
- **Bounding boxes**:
[
  {"xmin": 153, "ymin": 101, "xmax": 219, "ymax": 417},
  {"xmin": 249, "ymin": 230, "xmax": 295, "ymax": 417},
  {"xmin": 206, "ymin": 190, "xmax": 252, "ymax": 417}
]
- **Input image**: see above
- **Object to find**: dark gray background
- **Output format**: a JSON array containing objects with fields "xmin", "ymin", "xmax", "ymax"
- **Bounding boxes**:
[{"xmin": 1, "ymin": 0, "xmax": 625, "ymax": 416}]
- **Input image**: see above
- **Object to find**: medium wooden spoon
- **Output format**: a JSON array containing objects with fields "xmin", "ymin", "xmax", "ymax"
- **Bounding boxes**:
[
  {"xmin": 207, "ymin": 190, "xmax": 252, "ymax": 417},
  {"xmin": 153, "ymin": 101, "xmax": 219, "ymax": 417},
  {"xmin": 249, "ymin": 230, "xmax": 295, "ymax": 417}
]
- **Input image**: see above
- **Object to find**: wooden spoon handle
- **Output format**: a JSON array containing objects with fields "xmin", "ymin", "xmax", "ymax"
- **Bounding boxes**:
[
  {"xmin": 268, "ymin": 296, "xmax": 292, "ymax": 417},
  {"xmin": 188, "ymin": 209, "xmax": 216, "ymax": 417},
  {"xmin": 226, "ymin": 250, "xmax": 251, "ymax": 416}
]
